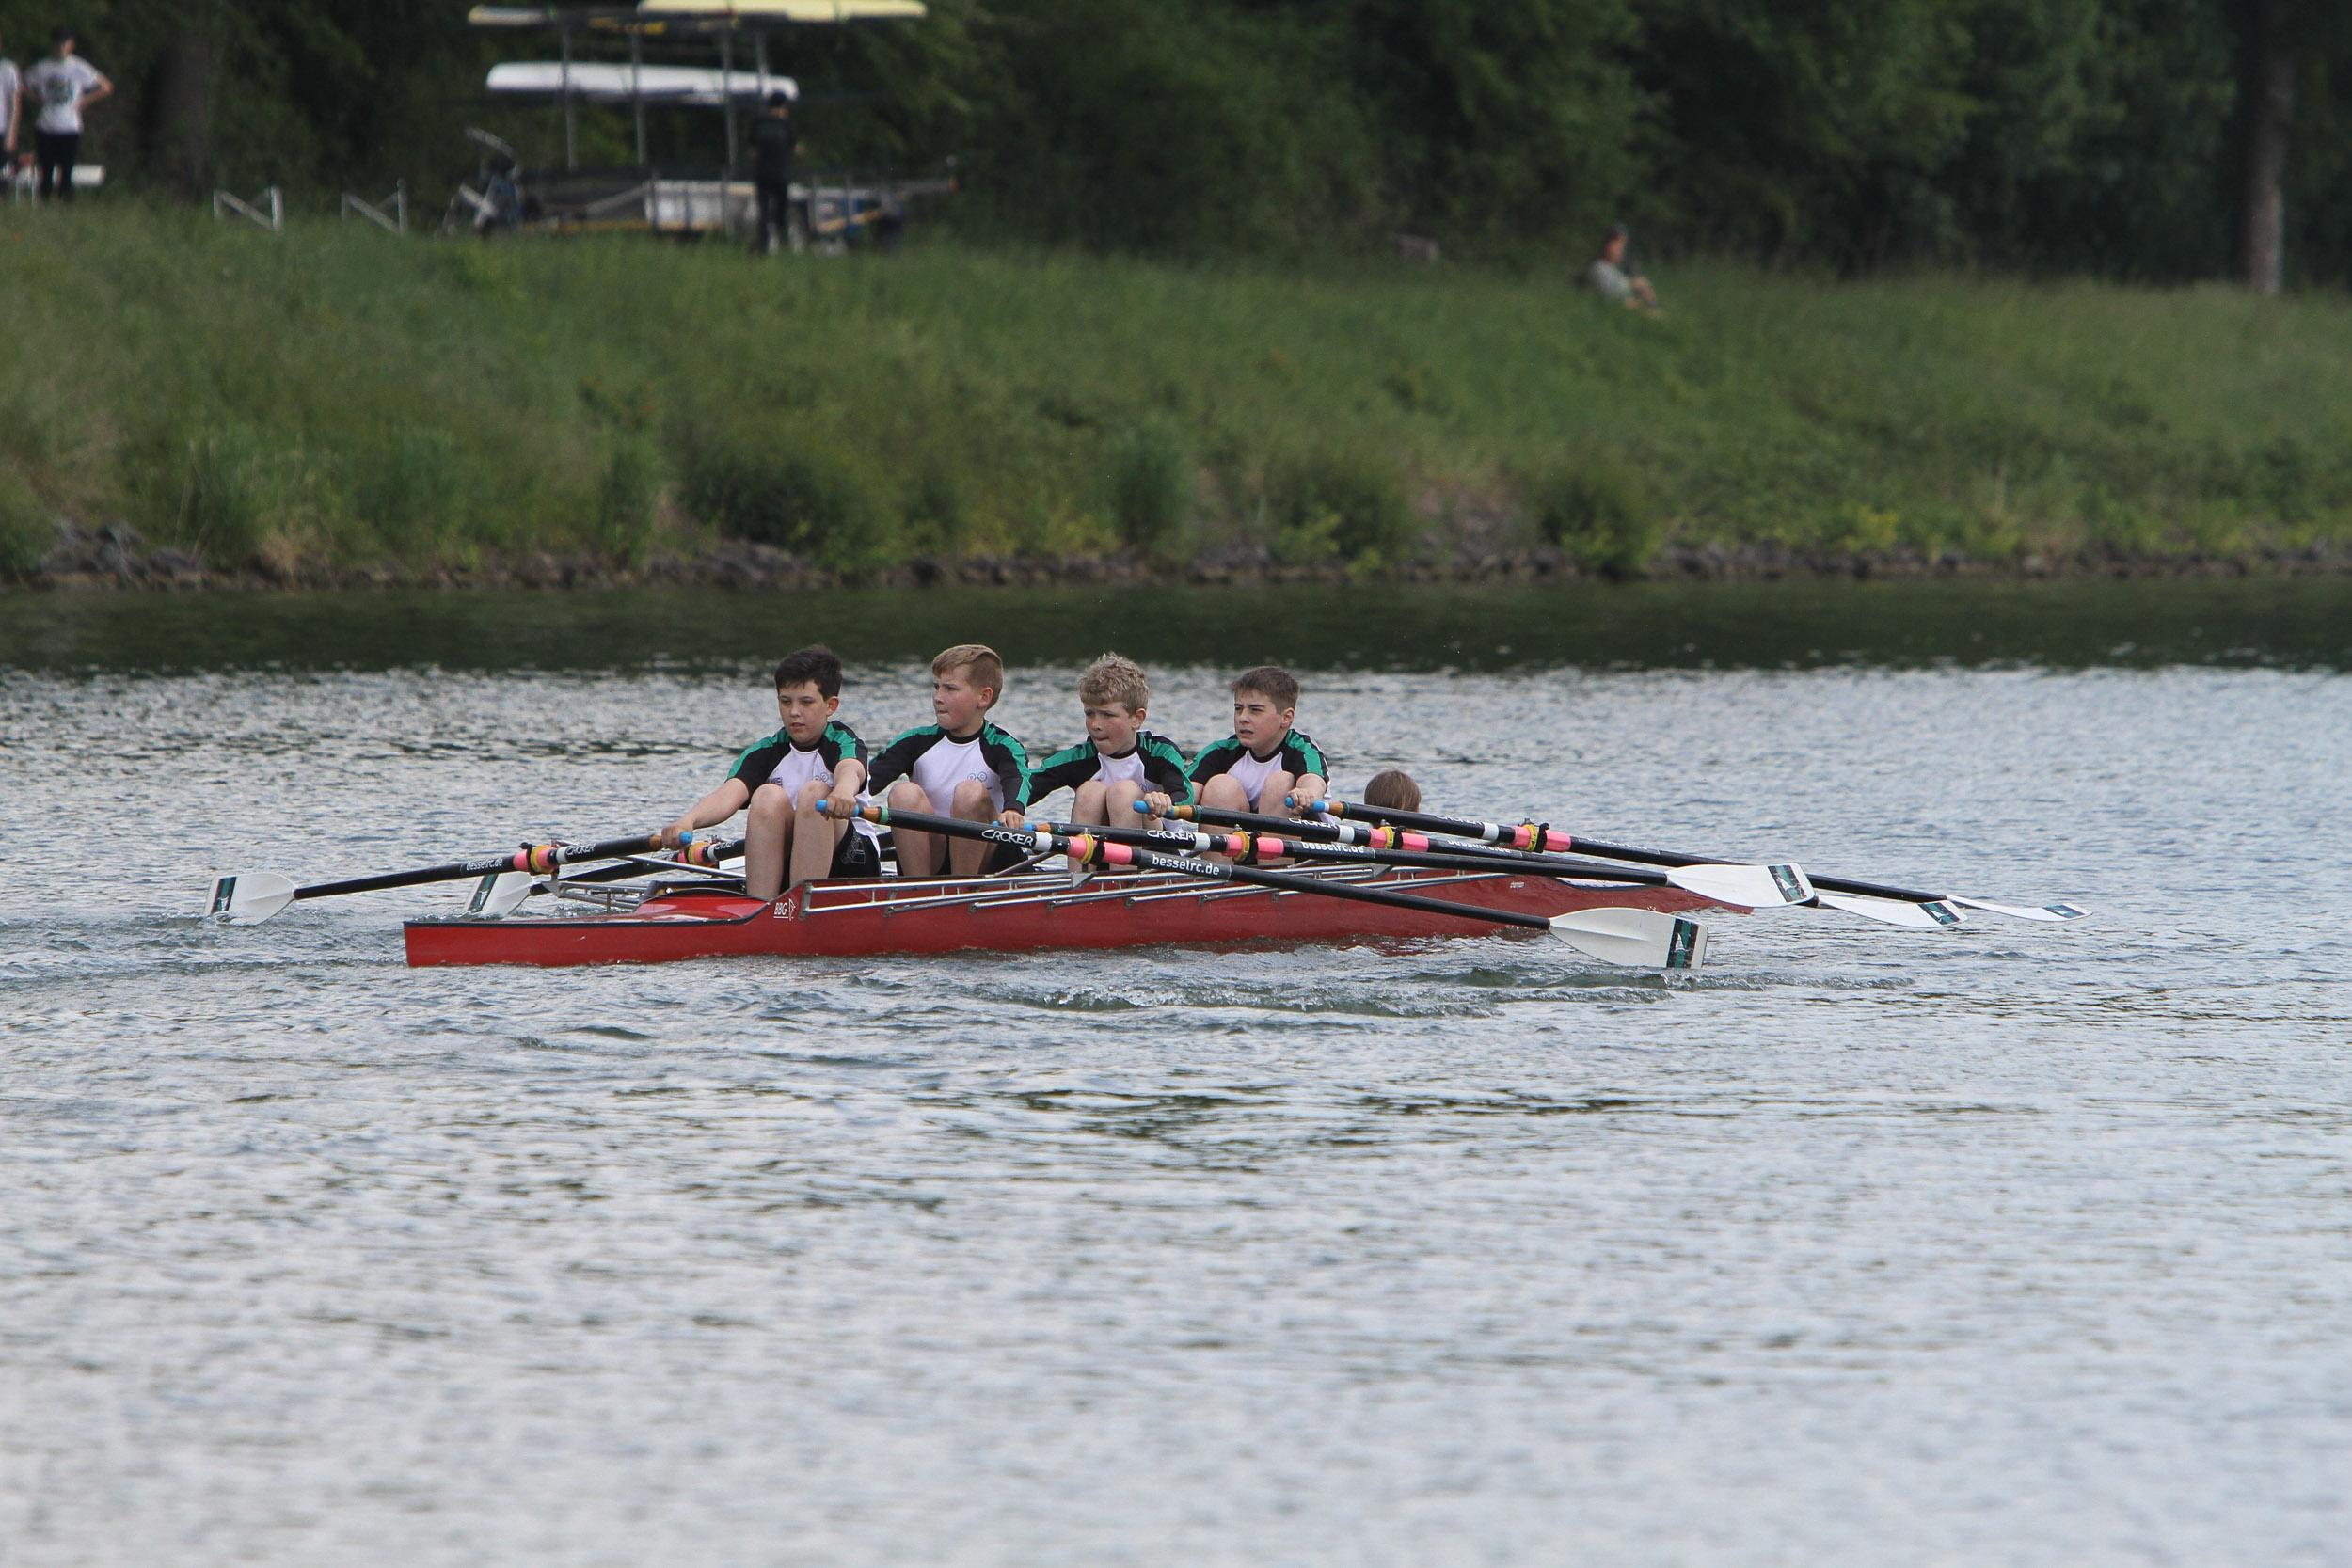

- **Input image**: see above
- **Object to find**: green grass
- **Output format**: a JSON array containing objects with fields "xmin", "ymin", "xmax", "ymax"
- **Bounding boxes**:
[{"xmin": 6, "ymin": 204, "xmax": 2351, "ymax": 578}]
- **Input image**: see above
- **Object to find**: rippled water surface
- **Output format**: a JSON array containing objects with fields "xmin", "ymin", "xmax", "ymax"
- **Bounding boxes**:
[{"xmin": 3, "ymin": 583, "xmax": 2348, "ymax": 1566}]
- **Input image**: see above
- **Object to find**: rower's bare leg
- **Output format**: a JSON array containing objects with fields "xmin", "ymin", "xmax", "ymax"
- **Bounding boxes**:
[
  {"xmin": 1104, "ymin": 779, "xmax": 1150, "ymax": 825},
  {"xmin": 887, "ymin": 782, "xmax": 944, "ymax": 877},
  {"xmin": 744, "ymin": 783, "xmax": 794, "ymax": 901},
  {"xmin": 788, "ymin": 779, "xmax": 843, "ymax": 889},
  {"xmin": 1197, "ymin": 775, "xmax": 1251, "ymax": 863},
  {"xmin": 946, "ymin": 780, "xmax": 995, "ymax": 877},
  {"xmin": 1258, "ymin": 772, "xmax": 1300, "ymax": 860},
  {"xmin": 1261, "ymin": 770, "xmax": 1298, "ymax": 817},
  {"xmin": 1199, "ymin": 775, "xmax": 1251, "ymax": 816},
  {"xmin": 1066, "ymin": 781, "xmax": 1109, "ymax": 875}
]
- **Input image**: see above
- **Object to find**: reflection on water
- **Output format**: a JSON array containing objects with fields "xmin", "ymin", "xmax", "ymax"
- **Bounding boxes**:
[
  {"xmin": 4, "ymin": 574, "xmax": 2350, "ymax": 673},
  {"xmin": 2, "ymin": 598, "xmax": 2349, "ymax": 1566}
]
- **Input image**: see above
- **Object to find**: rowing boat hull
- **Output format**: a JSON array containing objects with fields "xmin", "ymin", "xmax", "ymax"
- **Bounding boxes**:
[{"xmin": 403, "ymin": 866, "xmax": 1728, "ymax": 968}]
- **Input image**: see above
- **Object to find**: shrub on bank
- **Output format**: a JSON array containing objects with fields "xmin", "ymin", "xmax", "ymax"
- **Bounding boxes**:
[
  {"xmin": 352, "ymin": 427, "xmax": 467, "ymax": 555},
  {"xmin": 1109, "ymin": 421, "xmax": 1194, "ymax": 555},
  {"xmin": 0, "ymin": 470, "xmax": 48, "ymax": 577},
  {"xmin": 672, "ymin": 420, "xmax": 901, "ymax": 575},
  {"xmin": 1263, "ymin": 449, "xmax": 1412, "ymax": 564},
  {"xmin": 1525, "ymin": 447, "xmax": 1660, "ymax": 578}
]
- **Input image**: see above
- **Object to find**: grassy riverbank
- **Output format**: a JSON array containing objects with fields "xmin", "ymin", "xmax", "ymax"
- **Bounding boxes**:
[{"xmin": 5, "ymin": 206, "xmax": 2351, "ymax": 582}]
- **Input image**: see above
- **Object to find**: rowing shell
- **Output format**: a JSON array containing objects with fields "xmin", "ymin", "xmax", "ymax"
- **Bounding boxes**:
[{"xmin": 403, "ymin": 863, "xmax": 1734, "ymax": 968}]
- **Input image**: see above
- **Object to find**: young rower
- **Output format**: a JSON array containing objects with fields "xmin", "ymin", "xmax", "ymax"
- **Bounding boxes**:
[
  {"xmin": 866, "ymin": 643, "xmax": 1032, "ymax": 878},
  {"xmin": 1188, "ymin": 664, "xmax": 1329, "ymax": 819},
  {"xmin": 1361, "ymin": 769, "xmax": 1422, "ymax": 811},
  {"xmin": 656, "ymin": 644, "xmax": 879, "ymax": 901},
  {"xmin": 1027, "ymin": 653, "xmax": 1194, "ymax": 831}
]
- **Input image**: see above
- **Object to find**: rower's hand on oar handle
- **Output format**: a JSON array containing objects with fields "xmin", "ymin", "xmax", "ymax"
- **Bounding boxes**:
[
  {"xmin": 654, "ymin": 818, "xmax": 697, "ymax": 850},
  {"xmin": 826, "ymin": 783, "xmax": 861, "ymax": 824},
  {"xmin": 1142, "ymin": 791, "xmax": 1173, "ymax": 819}
]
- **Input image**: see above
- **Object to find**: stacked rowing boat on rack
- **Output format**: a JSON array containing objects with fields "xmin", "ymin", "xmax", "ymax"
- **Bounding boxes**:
[{"xmin": 204, "ymin": 797, "xmax": 2088, "ymax": 973}]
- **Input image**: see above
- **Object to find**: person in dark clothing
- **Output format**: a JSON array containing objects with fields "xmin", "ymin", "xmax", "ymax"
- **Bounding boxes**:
[{"xmin": 749, "ymin": 92, "xmax": 800, "ymax": 254}]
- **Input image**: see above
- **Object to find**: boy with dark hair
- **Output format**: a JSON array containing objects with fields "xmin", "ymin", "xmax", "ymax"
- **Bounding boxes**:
[
  {"xmin": 24, "ymin": 27, "xmax": 107, "ymax": 203},
  {"xmin": 1028, "ymin": 653, "xmax": 1193, "ymax": 828},
  {"xmin": 656, "ymin": 644, "xmax": 878, "ymax": 900},
  {"xmin": 1188, "ymin": 664, "xmax": 1329, "ymax": 818},
  {"xmin": 866, "ymin": 643, "xmax": 1032, "ymax": 878}
]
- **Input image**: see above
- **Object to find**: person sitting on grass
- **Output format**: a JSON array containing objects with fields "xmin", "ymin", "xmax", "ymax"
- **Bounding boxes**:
[
  {"xmin": 1027, "ymin": 653, "xmax": 1195, "ymax": 837},
  {"xmin": 1361, "ymin": 768, "xmax": 1422, "ymax": 812},
  {"xmin": 1188, "ymin": 664, "xmax": 1328, "ymax": 819},
  {"xmin": 866, "ymin": 643, "xmax": 1032, "ymax": 879},
  {"xmin": 655, "ymin": 644, "xmax": 880, "ymax": 902},
  {"xmin": 1587, "ymin": 222, "xmax": 1660, "ymax": 314}
]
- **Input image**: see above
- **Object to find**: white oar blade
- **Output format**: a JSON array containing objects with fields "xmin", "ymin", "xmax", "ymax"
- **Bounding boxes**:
[
  {"xmin": 466, "ymin": 871, "xmax": 537, "ymax": 918},
  {"xmin": 205, "ymin": 872, "xmax": 296, "ymax": 925},
  {"xmin": 1666, "ymin": 861, "xmax": 1814, "ymax": 909},
  {"xmin": 1951, "ymin": 896, "xmax": 2091, "ymax": 923},
  {"xmin": 1815, "ymin": 892, "xmax": 1967, "ymax": 928},
  {"xmin": 1549, "ymin": 907, "xmax": 1709, "ymax": 970}
]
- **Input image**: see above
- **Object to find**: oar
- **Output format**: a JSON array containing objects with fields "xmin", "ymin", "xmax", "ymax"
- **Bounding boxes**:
[
  {"xmin": 459, "ymin": 837, "xmax": 753, "ymax": 917},
  {"xmin": 1305, "ymin": 797, "xmax": 2089, "ymax": 926},
  {"xmin": 828, "ymin": 802, "xmax": 1708, "ymax": 971},
  {"xmin": 1145, "ymin": 802, "xmax": 1811, "ymax": 910},
  {"xmin": 204, "ymin": 832, "xmax": 727, "ymax": 925}
]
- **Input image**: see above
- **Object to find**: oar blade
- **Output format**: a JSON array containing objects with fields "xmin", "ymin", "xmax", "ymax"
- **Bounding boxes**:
[
  {"xmin": 205, "ymin": 872, "xmax": 297, "ymax": 925},
  {"xmin": 1815, "ymin": 891, "xmax": 1967, "ymax": 928},
  {"xmin": 466, "ymin": 871, "xmax": 537, "ymax": 918},
  {"xmin": 1665, "ymin": 861, "xmax": 1814, "ymax": 909},
  {"xmin": 1951, "ymin": 895, "xmax": 2090, "ymax": 923},
  {"xmin": 1548, "ymin": 907, "xmax": 1709, "ymax": 970}
]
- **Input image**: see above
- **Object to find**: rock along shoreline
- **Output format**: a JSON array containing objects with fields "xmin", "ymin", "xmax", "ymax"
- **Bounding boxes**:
[{"xmin": 12, "ymin": 518, "xmax": 2349, "ymax": 594}]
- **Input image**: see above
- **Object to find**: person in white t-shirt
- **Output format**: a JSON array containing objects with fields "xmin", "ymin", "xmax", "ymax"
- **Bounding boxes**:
[
  {"xmin": 24, "ymin": 27, "xmax": 109, "ymax": 203},
  {"xmin": 0, "ymin": 34, "xmax": 23, "ymax": 178}
]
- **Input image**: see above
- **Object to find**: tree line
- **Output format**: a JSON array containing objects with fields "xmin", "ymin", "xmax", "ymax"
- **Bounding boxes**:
[{"xmin": 10, "ymin": 0, "xmax": 2346, "ymax": 287}]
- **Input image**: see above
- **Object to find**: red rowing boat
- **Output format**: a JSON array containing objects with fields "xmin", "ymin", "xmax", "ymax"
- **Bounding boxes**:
[{"xmin": 403, "ymin": 864, "xmax": 1731, "ymax": 968}]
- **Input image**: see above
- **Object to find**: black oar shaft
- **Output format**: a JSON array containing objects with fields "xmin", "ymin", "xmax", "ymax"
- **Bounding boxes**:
[
  {"xmin": 1162, "ymin": 803, "xmax": 1668, "ymax": 882},
  {"xmin": 844, "ymin": 803, "xmax": 1553, "ymax": 933},
  {"xmin": 1053, "ymin": 816, "xmax": 1673, "ymax": 886},
  {"xmin": 1319, "ymin": 799, "xmax": 1943, "ymax": 904},
  {"xmin": 293, "ymin": 833, "xmax": 667, "ymax": 902},
  {"xmin": 561, "ymin": 838, "xmax": 748, "ymax": 886}
]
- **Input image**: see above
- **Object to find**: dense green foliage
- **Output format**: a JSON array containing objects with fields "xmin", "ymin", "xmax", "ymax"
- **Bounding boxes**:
[
  {"xmin": 9, "ymin": 0, "xmax": 2352, "ymax": 278},
  {"xmin": 7, "ymin": 211, "xmax": 2352, "ymax": 579}
]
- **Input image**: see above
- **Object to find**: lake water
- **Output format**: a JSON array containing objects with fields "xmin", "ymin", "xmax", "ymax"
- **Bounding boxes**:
[{"xmin": 3, "ymin": 579, "xmax": 2348, "ymax": 1566}]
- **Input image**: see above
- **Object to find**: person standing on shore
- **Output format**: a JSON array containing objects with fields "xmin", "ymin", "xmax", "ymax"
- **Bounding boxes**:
[
  {"xmin": 24, "ymin": 26, "xmax": 108, "ymax": 203},
  {"xmin": 0, "ymin": 34, "xmax": 23, "ymax": 182},
  {"xmin": 750, "ymin": 92, "xmax": 801, "ymax": 255}
]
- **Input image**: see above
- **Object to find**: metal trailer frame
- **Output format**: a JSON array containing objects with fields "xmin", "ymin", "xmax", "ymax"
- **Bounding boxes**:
[{"xmin": 467, "ymin": 3, "xmax": 928, "ymax": 239}]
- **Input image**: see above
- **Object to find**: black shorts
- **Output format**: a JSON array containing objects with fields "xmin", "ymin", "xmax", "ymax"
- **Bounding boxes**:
[{"xmin": 830, "ymin": 826, "xmax": 882, "ymax": 880}]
